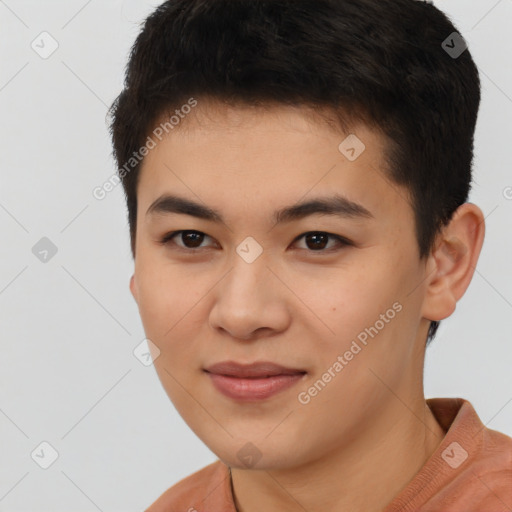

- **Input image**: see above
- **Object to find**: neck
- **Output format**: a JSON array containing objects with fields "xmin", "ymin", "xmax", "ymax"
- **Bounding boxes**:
[{"xmin": 230, "ymin": 397, "xmax": 445, "ymax": 512}]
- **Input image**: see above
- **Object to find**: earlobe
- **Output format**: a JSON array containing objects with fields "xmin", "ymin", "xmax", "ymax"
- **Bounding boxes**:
[
  {"xmin": 129, "ymin": 274, "xmax": 138, "ymax": 304},
  {"xmin": 421, "ymin": 203, "xmax": 485, "ymax": 322}
]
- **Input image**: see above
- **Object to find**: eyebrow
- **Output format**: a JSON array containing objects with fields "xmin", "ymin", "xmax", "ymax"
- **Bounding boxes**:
[{"xmin": 146, "ymin": 193, "xmax": 374, "ymax": 224}]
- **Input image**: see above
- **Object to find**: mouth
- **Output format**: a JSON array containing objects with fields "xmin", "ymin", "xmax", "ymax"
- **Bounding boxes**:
[{"xmin": 203, "ymin": 361, "xmax": 307, "ymax": 401}]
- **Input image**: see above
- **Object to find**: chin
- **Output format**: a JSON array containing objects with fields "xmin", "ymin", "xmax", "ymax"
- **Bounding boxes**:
[{"xmin": 210, "ymin": 440, "xmax": 305, "ymax": 471}]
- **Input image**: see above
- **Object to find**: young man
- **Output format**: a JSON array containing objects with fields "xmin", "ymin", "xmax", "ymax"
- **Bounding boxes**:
[{"xmin": 109, "ymin": 0, "xmax": 512, "ymax": 510}]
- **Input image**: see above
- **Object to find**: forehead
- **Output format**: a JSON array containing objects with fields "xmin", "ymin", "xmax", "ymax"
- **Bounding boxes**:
[{"xmin": 136, "ymin": 101, "xmax": 412, "ymax": 223}]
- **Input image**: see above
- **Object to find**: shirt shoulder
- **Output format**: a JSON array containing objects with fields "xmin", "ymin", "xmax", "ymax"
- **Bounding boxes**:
[
  {"xmin": 441, "ymin": 423, "xmax": 512, "ymax": 511},
  {"xmin": 144, "ymin": 459, "xmax": 236, "ymax": 512},
  {"xmin": 385, "ymin": 398, "xmax": 512, "ymax": 512}
]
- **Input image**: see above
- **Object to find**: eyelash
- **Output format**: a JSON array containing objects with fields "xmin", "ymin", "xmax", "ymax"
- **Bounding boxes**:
[{"xmin": 158, "ymin": 230, "xmax": 352, "ymax": 254}]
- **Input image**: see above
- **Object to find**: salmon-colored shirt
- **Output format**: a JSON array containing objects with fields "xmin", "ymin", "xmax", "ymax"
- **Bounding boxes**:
[{"xmin": 145, "ymin": 398, "xmax": 512, "ymax": 511}]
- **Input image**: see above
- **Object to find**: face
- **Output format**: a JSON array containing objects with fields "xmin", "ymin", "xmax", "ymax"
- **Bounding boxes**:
[{"xmin": 130, "ymin": 101, "xmax": 432, "ymax": 469}]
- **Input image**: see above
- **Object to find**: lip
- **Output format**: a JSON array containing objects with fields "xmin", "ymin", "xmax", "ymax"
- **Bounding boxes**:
[
  {"xmin": 204, "ymin": 361, "xmax": 307, "ymax": 401},
  {"xmin": 204, "ymin": 361, "xmax": 306, "ymax": 378}
]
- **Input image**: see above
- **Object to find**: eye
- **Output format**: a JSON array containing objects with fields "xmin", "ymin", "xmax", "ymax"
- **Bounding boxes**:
[
  {"xmin": 159, "ymin": 230, "xmax": 351, "ymax": 253},
  {"xmin": 159, "ymin": 230, "xmax": 216, "ymax": 250},
  {"xmin": 292, "ymin": 231, "xmax": 352, "ymax": 252}
]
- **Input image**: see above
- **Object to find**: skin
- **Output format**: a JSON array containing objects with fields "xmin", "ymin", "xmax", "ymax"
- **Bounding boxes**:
[{"xmin": 129, "ymin": 100, "xmax": 485, "ymax": 512}]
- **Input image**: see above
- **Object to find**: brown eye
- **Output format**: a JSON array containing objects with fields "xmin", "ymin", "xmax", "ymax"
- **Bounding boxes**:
[
  {"xmin": 179, "ymin": 231, "xmax": 205, "ymax": 248},
  {"xmin": 294, "ymin": 231, "xmax": 351, "ymax": 252},
  {"xmin": 160, "ymin": 230, "xmax": 213, "ymax": 249},
  {"xmin": 304, "ymin": 232, "xmax": 329, "ymax": 250}
]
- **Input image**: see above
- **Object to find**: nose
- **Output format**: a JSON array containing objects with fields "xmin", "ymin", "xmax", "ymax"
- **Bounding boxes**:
[{"xmin": 208, "ymin": 252, "xmax": 291, "ymax": 341}]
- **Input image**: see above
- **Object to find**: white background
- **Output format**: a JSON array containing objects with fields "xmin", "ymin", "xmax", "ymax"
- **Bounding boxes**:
[{"xmin": 1, "ymin": 1, "xmax": 511, "ymax": 510}]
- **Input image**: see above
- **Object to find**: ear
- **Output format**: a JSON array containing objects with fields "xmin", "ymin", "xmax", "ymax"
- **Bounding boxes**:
[
  {"xmin": 421, "ymin": 203, "xmax": 485, "ymax": 322},
  {"xmin": 129, "ymin": 274, "xmax": 139, "ymax": 304}
]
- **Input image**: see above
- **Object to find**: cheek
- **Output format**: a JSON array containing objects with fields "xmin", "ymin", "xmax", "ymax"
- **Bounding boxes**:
[
  {"xmin": 137, "ymin": 254, "xmax": 199, "ymax": 306},
  {"xmin": 297, "ymin": 261, "xmax": 400, "ymax": 349},
  {"xmin": 135, "ymin": 263, "xmax": 185, "ymax": 337},
  {"xmin": 135, "ymin": 262, "xmax": 212, "ymax": 363}
]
